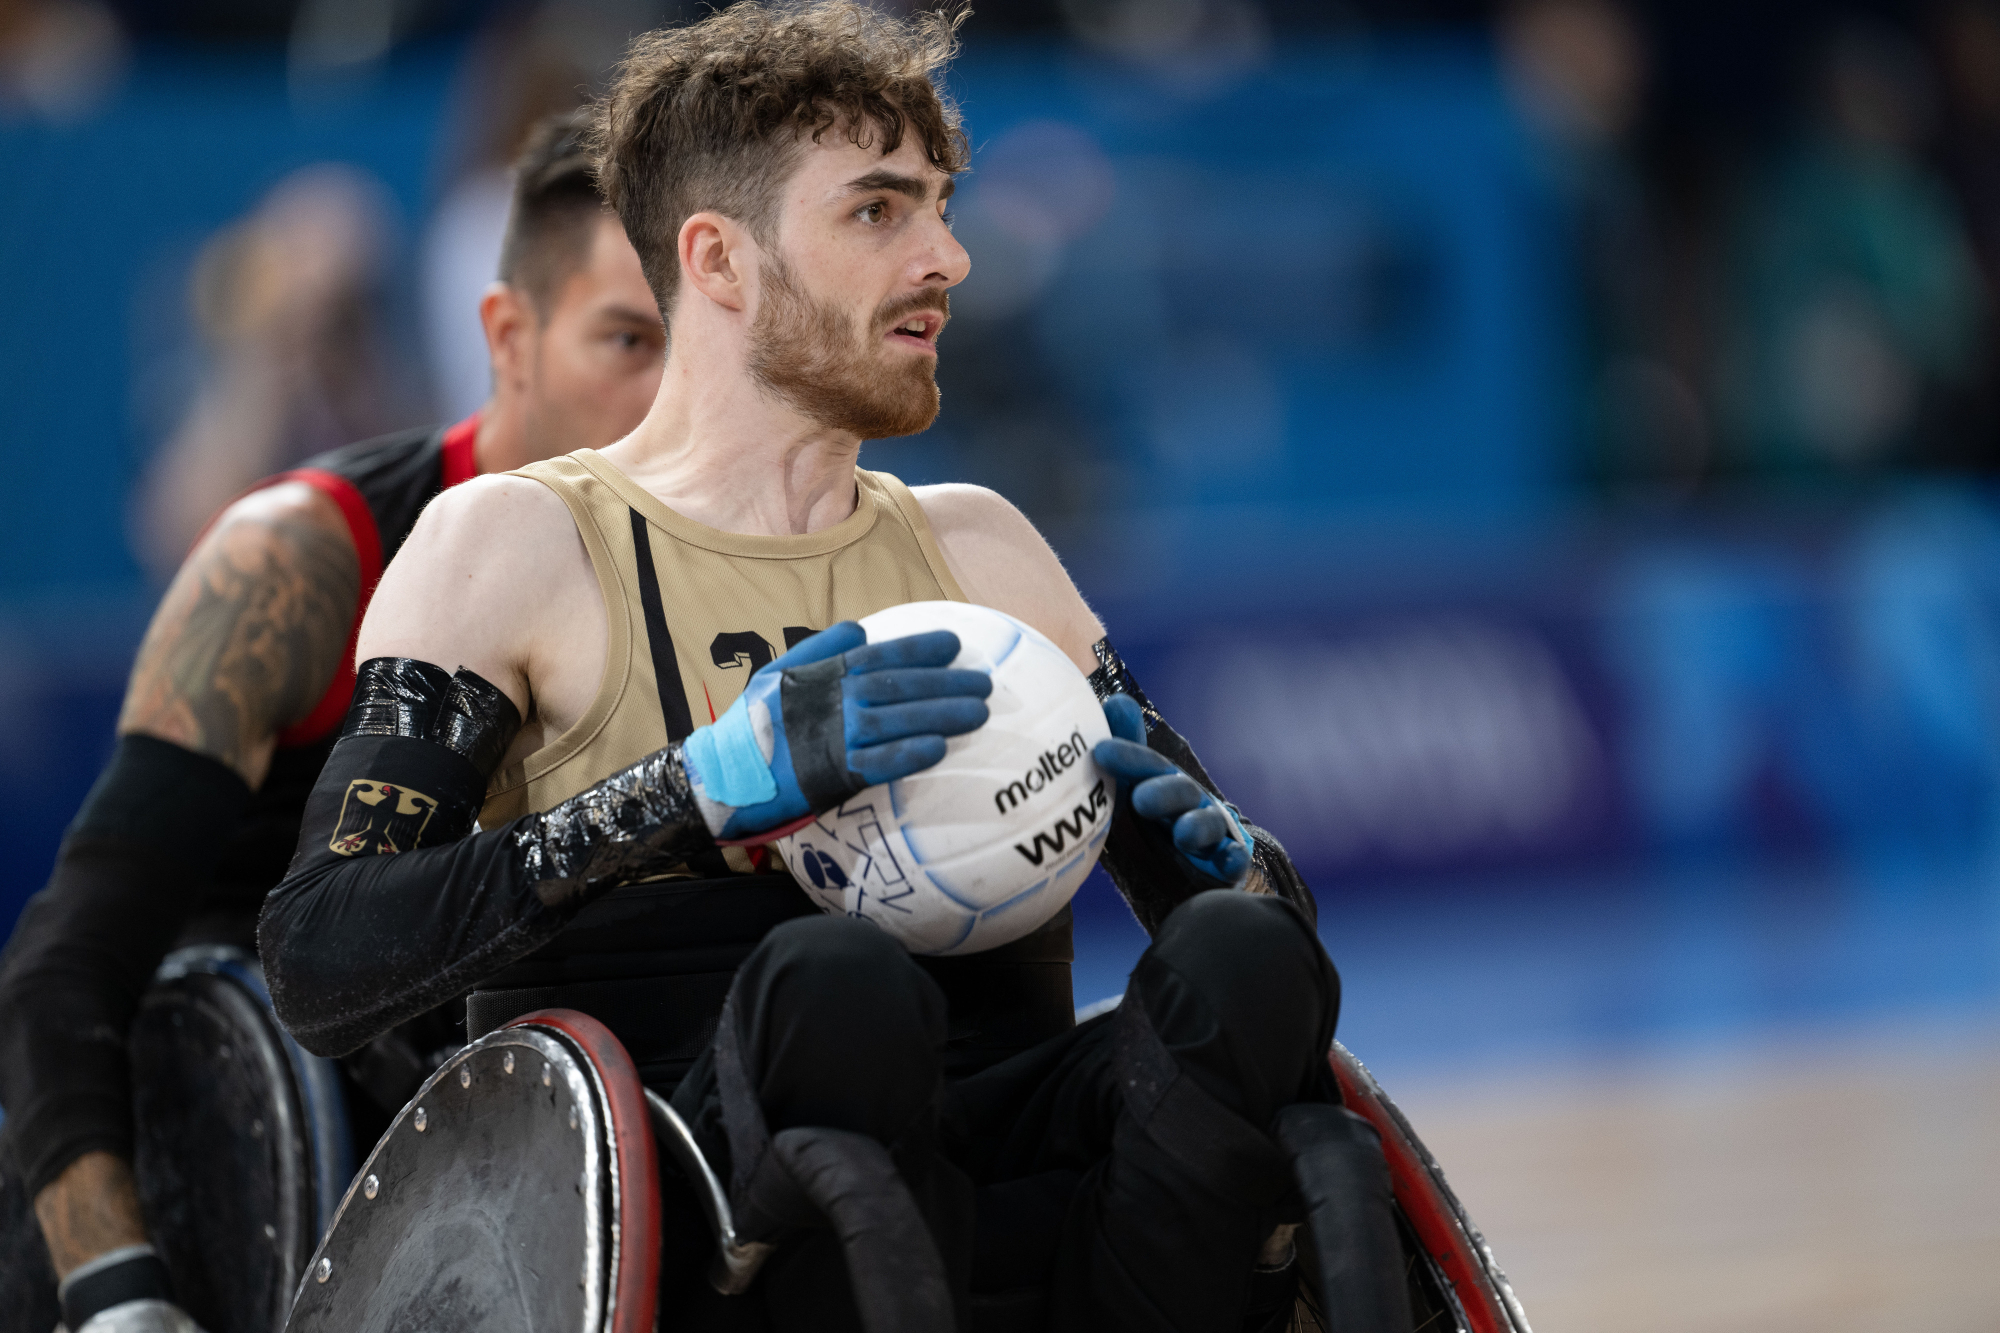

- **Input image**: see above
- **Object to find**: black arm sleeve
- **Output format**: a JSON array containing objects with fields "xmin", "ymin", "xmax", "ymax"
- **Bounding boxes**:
[
  {"xmin": 0, "ymin": 736, "xmax": 252, "ymax": 1198},
  {"xmin": 1086, "ymin": 637, "xmax": 1317, "ymax": 935},
  {"xmin": 259, "ymin": 658, "xmax": 722, "ymax": 1058}
]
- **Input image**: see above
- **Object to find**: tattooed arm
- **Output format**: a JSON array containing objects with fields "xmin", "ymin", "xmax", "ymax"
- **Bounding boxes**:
[
  {"xmin": 0, "ymin": 481, "xmax": 360, "ymax": 1279},
  {"xmin": 118, "ymin": 481, "xmax": 360, "ymax": 783}
]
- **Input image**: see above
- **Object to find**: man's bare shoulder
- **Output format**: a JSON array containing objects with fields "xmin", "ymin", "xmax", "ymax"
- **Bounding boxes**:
[
  {"xmin": 910, "ymin": 483, "xmax": 1104, "ymax": 672},
  {"xmin": 908, "ymin": 480, "xmax": 1032, "ymax": 532},
  {"xmin": 359, "ymin": 473, "xmax": 589, "ymax": 714},
  {"xmin": 909, "ymin": 480, "xmax": 1012, "ymax": 521},
  {"xmin": 411, "ymin": 472, "xmax": 576, "ymax": 558},
  {"xmin": 381, "ymin": 473, "xmax": 583, "ymax": 596},
  {"xmin": 909, "ymin": 482, "xmax": 1048, "ymax": 556}
]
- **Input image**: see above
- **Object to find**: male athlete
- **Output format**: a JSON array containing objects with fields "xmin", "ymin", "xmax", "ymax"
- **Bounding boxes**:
[
  {"xmin": 0, "ymin": 113, "xmax": 665, "ymax": 1333},
  {"xmin": 261, "ymin": 6, "xmax": 1408, "ymax": 1330}
]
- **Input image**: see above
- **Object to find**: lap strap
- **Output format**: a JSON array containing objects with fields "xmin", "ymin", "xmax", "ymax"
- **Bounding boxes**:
[
  {"xmin": 1109, "ymin": 997, "xmax": 1294, "ymax": 1209},
  {"xmin": 1113, "ymin": 999, "xmax": 1412, "ymax": 1331},
  {"xmin": 1271, "ymin": 1104, "xmax": 1414, "ymax": 1333},
  {"xmin": 711, "ymin": 993, "xmax": 956, "ymax": 1330},
  {"xmin": 739, "ymin": 1128, "xmax": 954, "ymax": 1333},
  {"xmin": 714, "ymin": 992, "xmax": 768, "ymax": 1204}
]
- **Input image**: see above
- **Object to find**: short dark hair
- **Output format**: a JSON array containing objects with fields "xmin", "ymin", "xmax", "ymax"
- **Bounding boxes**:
[
  {"xmin": 587, "ymin": 0, "xmax": 970, "ymax": 316},
  {"xmin": 497, "ymin": 109, "xmax": 612, "ymax": 316}
]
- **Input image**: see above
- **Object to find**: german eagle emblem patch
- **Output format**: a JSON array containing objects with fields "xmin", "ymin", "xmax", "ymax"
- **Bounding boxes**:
[{"xmin": 329, "ymin": 780, "xmax": 439, "ymax": 856}]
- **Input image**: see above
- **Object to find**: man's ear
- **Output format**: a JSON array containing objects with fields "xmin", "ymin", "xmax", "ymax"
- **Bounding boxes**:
[
  {"xmin": 679, "ymin": 211, "xmax": 751, "ymax": 315},
  {"xmin": 480, "ymin": 281, "xmax": 536, "ymax": 393}
]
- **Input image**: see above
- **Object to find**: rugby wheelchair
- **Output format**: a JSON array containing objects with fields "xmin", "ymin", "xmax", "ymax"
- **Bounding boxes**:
[
  {"xmin": 286, "ymin": 1008, "xmax": 1531, "ymax": 1333},
  {"xmin": 1, "ymin": 956, "xmax": 1529, "ymax": 1333},
  {"xmin": 0, "ymin": 948, "xmax": 354, "ymax": 1333}
]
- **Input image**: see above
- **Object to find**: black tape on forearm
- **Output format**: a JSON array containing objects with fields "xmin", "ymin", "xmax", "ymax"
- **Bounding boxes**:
[
  {"xmin": 0, "ymin": 735, "xmax": 250, "ymax": 1197},
  {"xmin": 261, "ymin": 658, "xmax": 720, "ymax": 1056},
  {"xmin": 1086, "ymin": 637, "xmax": 1317, "ymax": 933},
  {"xmin": 511, "ymin": 746, "xmax": 716, "ymax": 899}
]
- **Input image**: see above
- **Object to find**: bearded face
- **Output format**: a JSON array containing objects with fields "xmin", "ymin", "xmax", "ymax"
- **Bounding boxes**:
[{"xmin": 746, "ymin": 249, "xmax": 945, "ymax": 439}]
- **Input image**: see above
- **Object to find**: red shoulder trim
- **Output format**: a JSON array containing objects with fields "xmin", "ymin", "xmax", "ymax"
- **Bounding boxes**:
[
  {"xmin": 273, "ymin": 468, "xmax": 383, "ymax": 748},
  {"xmin": 441, "ymin": 412, "xmax": 480, "ymax": 490},
  {"xmin": 275, "ymin": 414, "xmax": 479, "ymax": 749}
]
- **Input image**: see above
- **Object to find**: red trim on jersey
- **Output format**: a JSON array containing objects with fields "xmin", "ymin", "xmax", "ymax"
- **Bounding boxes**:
[
  {"xmin": 272, "ymin": 468, "xmax": 382, "ymax": 748},
  {"xmin": 440, "ymin": 412, "xmax": 480, "ymax": 489},
  {"xmin": 273, "ymin": 413, "xmax": 482, "ymax": 748}
]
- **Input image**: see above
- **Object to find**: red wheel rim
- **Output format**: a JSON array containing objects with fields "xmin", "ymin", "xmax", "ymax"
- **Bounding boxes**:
[{"xmin": 507, "ymin": 1009, "xmax": 662, "ymax": 1333}]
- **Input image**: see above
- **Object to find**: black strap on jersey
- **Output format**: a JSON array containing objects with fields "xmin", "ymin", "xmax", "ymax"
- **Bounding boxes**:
[
  {"xmin": 630, "ymin": 508, "xmax": 739, "ymax": 878},
  {"xmin": 260, "ymin": 658, "xmax": 720, "ymax": 1057},
  {"xmin": 629, "ymin": 511, "xmax": 698, "ymax": 741},
  {"xmin": 1085, "ymin": 637, "xmax": 1316, "ymax": 934}
]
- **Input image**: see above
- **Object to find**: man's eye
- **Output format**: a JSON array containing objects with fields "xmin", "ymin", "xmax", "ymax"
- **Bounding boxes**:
[
  {"xmin": 859, "ymin": 201, "xmax": 886, "ymax": 223},
  {"xmin": 941, "ymin": 210, "xmax": 955, "ymax": 228}
]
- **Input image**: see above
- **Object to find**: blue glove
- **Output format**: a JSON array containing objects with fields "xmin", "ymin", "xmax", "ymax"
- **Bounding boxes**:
[
  {"xmin": 683, "ymin": 621, "xmax": 990, "ymax": 840},
  {"xmin": 1091, "ymin": 693, "xmax": 1251, "ymax": 887}
]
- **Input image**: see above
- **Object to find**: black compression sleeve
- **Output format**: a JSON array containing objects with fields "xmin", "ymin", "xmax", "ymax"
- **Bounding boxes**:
[
  {"xmin": 259, "ymin": 658, "xmax": 721, "ymax": 1057},
  {"xmin": 0, "ymin": 736, "xmax": 252, "ymax": 1197},
  {"xmin": 1086, "ymin": 637, "xmax": 1318, "ymax": 934}
]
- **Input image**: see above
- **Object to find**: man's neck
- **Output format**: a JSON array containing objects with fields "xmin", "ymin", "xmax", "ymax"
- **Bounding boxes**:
[
  {"xmin": 600, "ymin": 351, "xmax": 866, "ymax": 538},
  {"xmin": 471, "ymin": 399, "xmax": 535, "ymax": 477}
]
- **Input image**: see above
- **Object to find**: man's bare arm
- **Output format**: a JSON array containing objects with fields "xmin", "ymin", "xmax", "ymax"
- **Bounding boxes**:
[
  {"xmin": 912, "ymin": 483, "xmax": 1105, "ymax": 674},
  {"xmin": 356, "ymin": 474, "xmax": 603, "ymax": 764},
  {"xmin": 24, "ymin": 483, "xmax": 358, "ymax": 1277},
  {"xmin": 33, "ymin": 1152, "xmax": 147, "ymax": 1277},
  {"xmin": 118, "ymin": 482, "xmax": 360, "ymax": 787}
]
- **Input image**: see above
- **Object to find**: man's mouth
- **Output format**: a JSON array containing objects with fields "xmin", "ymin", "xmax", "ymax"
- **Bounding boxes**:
[{"xmin": 885, "ymin": 310, "xmax": 945, "ymax": 350}]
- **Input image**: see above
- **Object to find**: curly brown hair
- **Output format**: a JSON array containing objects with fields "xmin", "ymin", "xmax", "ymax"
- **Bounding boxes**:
[{"xmin": 588, "ymin": 0, "xmax": 971, "ymax": 315}]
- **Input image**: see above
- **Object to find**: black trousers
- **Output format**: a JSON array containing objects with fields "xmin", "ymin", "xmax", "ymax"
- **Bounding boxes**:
[{"xmin": 661, "ymin": 891, "xmax": 1342, "ymax": 1333}]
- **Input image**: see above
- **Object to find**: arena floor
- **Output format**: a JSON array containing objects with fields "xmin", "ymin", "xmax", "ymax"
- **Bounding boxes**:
[
  {"xmin": 1397, "ymin": 1021, "xmax": 2000, "ymax": 1333},
  {"xmin": 1067, "ymin": 854, "xmax": 2000, "ymax": 1330}
]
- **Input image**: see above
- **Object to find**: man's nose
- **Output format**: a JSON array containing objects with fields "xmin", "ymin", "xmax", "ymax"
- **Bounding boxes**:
[{"xmin": 920, "ymin": 215, "xmax": 970, "ymax": 288}]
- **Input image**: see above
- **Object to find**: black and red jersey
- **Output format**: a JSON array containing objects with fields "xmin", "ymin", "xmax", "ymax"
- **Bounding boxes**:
[{"xmin": 208, "ymin": 416, "xmax": 479, "ymax": 909}]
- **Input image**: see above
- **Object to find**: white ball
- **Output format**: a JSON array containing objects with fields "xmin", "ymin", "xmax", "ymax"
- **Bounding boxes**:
[{"xmin": 774, "ymin": 601, "xmax": 1112, "ymax": 956}]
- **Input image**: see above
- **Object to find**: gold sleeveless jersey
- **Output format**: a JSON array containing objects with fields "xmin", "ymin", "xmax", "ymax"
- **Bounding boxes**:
[{"xmin": 480, "ymin": 449, "xmax": 966, "ymax": 839}]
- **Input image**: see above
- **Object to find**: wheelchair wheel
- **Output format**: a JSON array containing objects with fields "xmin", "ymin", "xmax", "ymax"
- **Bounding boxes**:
[
  {"xmin": 131, "ymin": 947, "xmax": 354, "ymax": 1333},
  {"xmin": 285, "ymin": 1009, "xmax": 659, "ymax": 1333},
  {"xmin": 1320, "ymin": 1041, "xmax": 1532, "ymax": 1333}
]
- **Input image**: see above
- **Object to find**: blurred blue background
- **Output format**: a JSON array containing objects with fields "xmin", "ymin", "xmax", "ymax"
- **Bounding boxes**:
[{"xmin": 4, "ymin": 0, "xmax": 2000, "ymax": 1324}]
